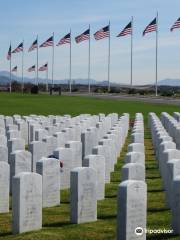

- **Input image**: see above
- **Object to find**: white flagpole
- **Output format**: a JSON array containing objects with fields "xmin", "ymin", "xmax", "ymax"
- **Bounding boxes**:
[
  {"xmin": 37, "ymin": 35, "xmax": 39, "ymax": 86},
  {"xmin": 131, "ymin": 17, "xmax": 133, "ymax": 86},
  {"xmin": 108, "ymin": 21, "xmax": 111, "ymax": 92},
  {"xmin": 155, "ymin": 12, "xmax": 158, "ymax": 96},
  {"xmin": 69, "ymin": 29, "xmax": 72, "ymax": 93},
  {"xmin": 22, "ymin": 40, "xmax": 24, "ymax": 93},
  {"xmin": 34, "ymin": 67, "xmax": 36, "ymax": 85},
  {"xmin": 46, "ymin": 64, "xmax": 49, "ymax": 92},
  {"xmin": 52, "ymin": 32, "xmax": 55, "ymax": 88},
  {"xmin": 9, "ymin": 42, "xmax": 12, "ymax": 93},
  {"xmin": 88, "ymin": 24, "xmax": 91, "ymax": 93}
]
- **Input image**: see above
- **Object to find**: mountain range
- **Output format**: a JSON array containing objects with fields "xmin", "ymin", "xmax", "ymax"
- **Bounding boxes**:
[{"xmin": 0, "ymin": 71, "xmax": 180, "ymax": 87}]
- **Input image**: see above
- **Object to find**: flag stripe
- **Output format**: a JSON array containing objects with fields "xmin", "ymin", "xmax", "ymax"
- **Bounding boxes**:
[
  {"xmin": 12, "ymin": 43, "xmax": 23, "ymax": 53},
  {"xmin": 12, "ymin": 66, "xmax": 17, "ymax": 72},
  {"xmin": 143, "ymin": 18, "xmax": 157, "ymax": 36},
  {"xmin": 57, "ymin": 33, "xmax": 71, "ymax": 46},
  {"xmin": 75, "ymin": 29, "xmax": 90, "ymax": 43},
  {"xmin": 28, "ymin": 65, "xmax": 36, "ymax": 72},
  {"xmin": 94, "ymin": 25, "xmax": 110, "ymax": 40},
  {"xmin": 171, "ymin": 18, "xmax": 180, "ymax": 31},
  {"xmin": 40, "ymin": 37, "xmax": 53, "ymax": 48},
  {"xmin": 28, "ymin": 39, "xmax": 38, "ymax": 52},
  {"xmin": 7, "ymin": 45, "xmax": 11, "ymax": 60},
  {"xmin": 39, "ymin": 63, "xmax": 48, "ymax": 71},
  {"xmin": 117, "ymin": 22, "xmax": 132, "ymax": 37}
]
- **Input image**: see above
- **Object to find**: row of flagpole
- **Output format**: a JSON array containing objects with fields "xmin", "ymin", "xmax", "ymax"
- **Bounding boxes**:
[{"xmin": 7, "ymin": 14, "xmax": 180, "ymax": 95}]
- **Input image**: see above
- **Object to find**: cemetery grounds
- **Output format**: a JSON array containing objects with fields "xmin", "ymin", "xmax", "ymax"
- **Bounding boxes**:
[{"xmin": 0, "ymin": 92, "xmax": 179, "ymax": 240}]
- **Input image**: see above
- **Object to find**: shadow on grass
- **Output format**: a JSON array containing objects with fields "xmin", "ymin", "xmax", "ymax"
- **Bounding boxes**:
[
  {"xmin": 0, "ymin": 231, "xmax": 12, "ymax": 237},
  {"xmin": 105, "ymin": 195, "xmax": 117, "ymax": 198},
  {"xmin": 147, "ymin": 233, "xmax": 176, "ymax": 240},
  {"xmin": 146, "ymin": 166, "xmax": 158, "ymax": 170},
  {"xmin": 148, "ymin": 189, "xmax": 164, "ymax": 193},
  {"xmin": 146, "ymin": 176, "xmax": 161, "ymax": 180},
  {"xmin": 148, "ymin": 207, "xmax": 169, "ymax": 213},
  {"xmin": 43, "ymin": 220, "xmax": 71, "ymax": 228},
  {"xmin": 98, "ymin": 214, "xmax": 116, "ymax": 220}
]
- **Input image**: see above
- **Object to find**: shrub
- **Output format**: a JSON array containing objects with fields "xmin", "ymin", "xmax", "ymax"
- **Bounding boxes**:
[{"xmin": 31, "ymin": 85, "xmax": 39, "ymax": 94}]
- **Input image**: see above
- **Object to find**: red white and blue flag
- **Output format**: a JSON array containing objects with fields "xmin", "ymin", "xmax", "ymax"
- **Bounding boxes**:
[
  {"xmin": 94, "ymin": 25, "xmax": 110, "ymax": 40},
  {"xmin": 117, "ymin": 21, "xmax": 132, "ymax": 37},
  {"xmin": 57, "ymin": 33, "xmax": 71, "ymax": 46},
  {"xmin": 40, "ymin": 36, "xmax": 53, "ymax": 48},
  {"xmin": 7, "ymin": 45, "xmax": 11, "ymax": 60},
  {"xmin": 12, "ymin": 42, "xmax": 23, "ymax": 53},
  {"xmin": 75, "ymin": 29, "xmax": 90, "ymax": 43},
  {"xmin": 143, "ymin": 18, "xmax": 157, "ymax": 36},
  {"xmin": 28, "ymin": 65, "xmax": 36, "ymax": 72},
  {"xmin": 28, "ymin": 39, "xmax": 38, "ymax": 52},
  {"xmin": 170, "ymin": 18, "xmax": 180, "ymax": 32},
  {"xmin": 39, "ymin": 63, "xmax": 48, "ymax": 71},
  {"xmin": 12, "ymin": 66, "xmax": 17, "ymax": 72}
]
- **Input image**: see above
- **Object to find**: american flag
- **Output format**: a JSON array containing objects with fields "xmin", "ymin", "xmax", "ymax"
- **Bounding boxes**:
[
  {"xmin": 28, "ymin": 65, "xmax": 36, "ymax": 72},
  {"xmin": 143, "ymin": 18, "xmax": 157, "ymax": 36},
  {"xmin": 7, "ymin": 45, "xmax": 11, "ymax": 60},
  {"xmin": 57, "ymin": 33, "xmax": 71, "ymax": 46},
  {"xmin": 12, "ymin": 42, "xmax": 23, "ymax": 53},
  {"xmin": 170, "ymin": 18, "xmax": 180, "ymax": 32},
  {"xmin": 117, "ymin": 22, "xmax": 132, "ymax": 37},
  {"xmin": 94, "ymin": 25, "xmax": 110, "ymax": 40},
  {"xmin": 12, "ymin": 66, "xmax": 17, "ymax": 72},
  {"xmin": 28, "ymin": 39, "xmax": 38, "ymax": 52},
  {"xmin": 39, "ymin": 63, "xmax": 48, "ymax": 71},
  {"xmin": 40, "ymin": 36, "xmax": 53, "ymax": 48},
  {"xmin": 75, "ymin": 29, "xmax": 90, "ymax": 43}
]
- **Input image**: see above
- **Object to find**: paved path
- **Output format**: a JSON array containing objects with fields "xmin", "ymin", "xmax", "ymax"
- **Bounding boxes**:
[{"xmin": 63, "ymin": 92, "xmax": 180, "ymax": 105}]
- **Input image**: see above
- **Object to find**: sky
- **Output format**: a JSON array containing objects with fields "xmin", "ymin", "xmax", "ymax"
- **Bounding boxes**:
[{"xmin": 1, "ymin": 0, "xmax": 180, "ymax": 85}]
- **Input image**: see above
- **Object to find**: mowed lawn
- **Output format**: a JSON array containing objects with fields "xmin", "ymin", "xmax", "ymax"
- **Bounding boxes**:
[
  {"xmin": 0, "ymin": 93, "xmax": 179, "ymax": 121},
  {"xmin": 0, "ymin": 92, "xmax": 179, "ymax": 239}
]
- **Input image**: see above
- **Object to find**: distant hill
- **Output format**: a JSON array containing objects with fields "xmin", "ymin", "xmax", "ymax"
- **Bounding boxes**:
[
  {"xmin": 157, "ymin": 79, "xmax": 180, "ymax": 86},
  {"xmin": 0, "ymin": 71, "xmax": 118, "ymax": 86},
  {"xmin": 1, "ymin": 71, "xmax": 179, "ymax": 87}
]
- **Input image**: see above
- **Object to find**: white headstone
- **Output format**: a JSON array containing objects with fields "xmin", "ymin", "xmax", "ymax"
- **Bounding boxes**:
[
  {"xmin": 70, "ymin": 167, "xmax": 97, "ymax": 224},
  {"xmin": 83, "ymin": 154, "xmax": 105, "ymax": 200},
  {"xmin": 0, "ymin": 161, "xmax": 9, "ymax": 213},
  {"xmin": 121, "ymin": 163, "xmax": 145, "ymax": 181},
  {"xmin": 36, "ymin": 158, "xmax": 60, "ymax": 207},
  {"xmin": 125, "ymin": 152, "xmax": 145, "ymax": 165},
  {"xmin": 29, "ymin": 141, "xmax": 46, "ymax": 172},
  {"xmin": 117, "ymin": 180, "xmax": 147, "ymax": 240},
  {"xmin": 12, "ymin": 172, "xmax": 42, "ymax": 234},
  {"xmin": 0, "ymin": 145, "xmax": 8, "ymax": 162}
]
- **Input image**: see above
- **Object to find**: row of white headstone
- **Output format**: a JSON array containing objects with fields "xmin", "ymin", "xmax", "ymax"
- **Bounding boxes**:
[
  {"xmin": 149, "ymin": 112, "xmax": 180, "ymax": 234},
  {"xmin": 71, "ymin": 113, "xmax": 129, "ymax": 224},
  {"xmin": 161, "ymin": 112, "xmax": 180, "ymax": 149},
  {"xmin": 117, "ymin": 113, "xmax": 147, "ymax": 240},
  {"xmin": 0, "ymin": 113, "xmax": 129, "ymax": 234}
]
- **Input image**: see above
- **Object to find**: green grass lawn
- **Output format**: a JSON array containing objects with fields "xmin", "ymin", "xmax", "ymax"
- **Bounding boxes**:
[
  {"xmin": 0, "ymin": 92, "xmax": 179, "ymax": 239},
  {"xmin": 0, "ymin": 93, "xmax": 179, "ymax": 122}
]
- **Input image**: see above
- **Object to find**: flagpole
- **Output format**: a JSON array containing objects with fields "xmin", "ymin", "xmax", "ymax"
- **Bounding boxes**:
[
  {"xmin": 108, "ymin": 20, "xmax": 111, "ymax": 92},
  {"xmin": 155, "ymin": 12, "xmax": 158, "ymax": 96},
  {"xmin": 69, "ymin": 29, "xmax": 72, "ymax": 93},
  {"xmin": 9, "ymin": 42, "xmax": 12, "ymax": 93},
  {"xmin": 34, "ymin": 68, "xmax": 36, "ymax": 85},
  {"xmin": 131, "ymin": 16, "xmax": 133, "ymax": 86},
  {"xmin": 37, "ymin": 35, "xmax": 39, "ymax": 86},
  {"xmin": 88, "ymin": 24, "xmax": 91, "ymax": 93},
  {"xmin": 22, "ymin": 39, "xmax": 24, "ymax": 93},
  {"xmin": 52, "ymin": 32, "xmax": 55, "ymax": 89},
  {"xmin": 46, "ymin": 64, "xmax": 48, "ymax": 92}
]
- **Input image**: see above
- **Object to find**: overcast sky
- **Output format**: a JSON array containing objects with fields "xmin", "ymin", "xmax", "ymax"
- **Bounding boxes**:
[{"xmin": 1, "ymin": 0, "xmax": 180, "ymax": 85}]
